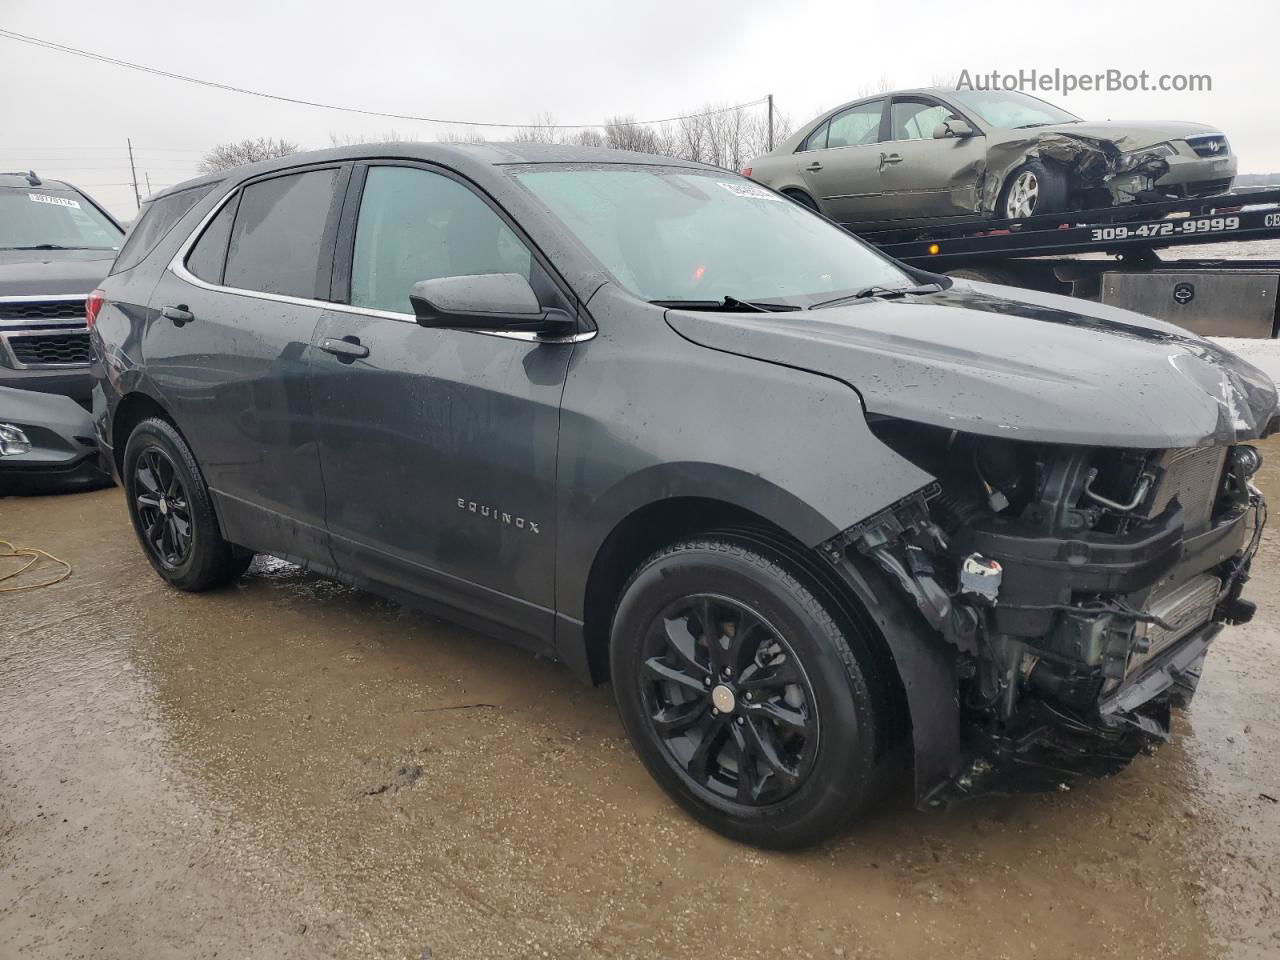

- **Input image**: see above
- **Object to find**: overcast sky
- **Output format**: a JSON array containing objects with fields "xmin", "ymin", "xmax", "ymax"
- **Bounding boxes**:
[{"xmin": 3, "ymin": 0, "xmax": 1277, "ymax": 218}]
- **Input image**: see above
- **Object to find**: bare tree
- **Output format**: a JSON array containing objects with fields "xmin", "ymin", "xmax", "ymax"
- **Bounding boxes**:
[
  {"xmin": 512, "ymin": 113, "xmax": 561, "ymax": 144},
  {"xmin": 855, "ymin": 74, "xmax": 894, "ymax": 99},
  {"xmin": 328, "ymin": 130, "xmax": 408, "ymax": 147},
  {"xmin": 197, "ymin": 137, "xmax": 300, "ymax": 174}
]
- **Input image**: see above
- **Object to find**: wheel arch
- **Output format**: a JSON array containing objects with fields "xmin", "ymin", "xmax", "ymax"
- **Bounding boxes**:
[
  {"xmin": 110, "ymin": 390, "xmax": 178, "ymax": 476},
  {"xmin": 780, "ymin": 187, "xmax": 819, "ymax": 211}
]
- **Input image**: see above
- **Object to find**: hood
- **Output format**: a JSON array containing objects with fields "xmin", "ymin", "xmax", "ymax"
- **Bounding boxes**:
[
  {"xmin": 0, "ymin": 249, "xmax": 117, "ymax": 298},
  {"xmin": 665, "ymin": 281, "xmax": 1277, "ymax": 449},
  {"xmin": 993, "ymin": 120, "xmax": 1220, "ymax": 150}
]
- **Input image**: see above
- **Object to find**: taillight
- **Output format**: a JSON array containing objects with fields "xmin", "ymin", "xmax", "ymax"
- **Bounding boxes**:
[
  {"xmin": 741, "ymin": 167, "xmax": 753, "ymax": 178},
  {"xmin": 85, "ymin": 288, "xmax": 105, "ymax": 328}
]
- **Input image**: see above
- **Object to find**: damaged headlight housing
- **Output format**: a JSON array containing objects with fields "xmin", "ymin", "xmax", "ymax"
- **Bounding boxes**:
[
  {"xmin": 1113, "ymin": 143, "xmax": 1176, "ymax": 172},
  {"xmin": 0, "ymin": 423, "xmax": 33, "ymax": 456}
]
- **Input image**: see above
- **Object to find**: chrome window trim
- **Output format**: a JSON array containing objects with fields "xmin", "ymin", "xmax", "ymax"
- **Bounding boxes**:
[
  {"xmin": 0, "ymin": 328, "xmax": 92, "ymax": 370},
  {"xmin": 168, "ymin": 183, "xmax": 595, "ymax": 346}
]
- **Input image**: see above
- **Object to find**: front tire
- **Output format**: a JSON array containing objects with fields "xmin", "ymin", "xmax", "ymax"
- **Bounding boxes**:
[
  {"xmin": 998, "ymin": 160, "xmax": 1068, "ymax": 219},
  {"xmin": 609, "ymin": 534, "xmax": 884, "ymax": 849},
  {"xmin": 123, "ymin": 417, "xmax": 252, "ymax": 591}
]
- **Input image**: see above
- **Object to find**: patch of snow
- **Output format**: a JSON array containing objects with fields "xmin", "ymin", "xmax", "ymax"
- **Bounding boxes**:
[{"xmin": 1210, "ymin": 337, "xmax": 1280, "ymax": 385}]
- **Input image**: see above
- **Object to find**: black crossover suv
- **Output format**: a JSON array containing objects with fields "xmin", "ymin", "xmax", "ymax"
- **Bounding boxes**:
[{"xmin": 91, "ymin": 143, "xmax": 1275, "ymax": 848}]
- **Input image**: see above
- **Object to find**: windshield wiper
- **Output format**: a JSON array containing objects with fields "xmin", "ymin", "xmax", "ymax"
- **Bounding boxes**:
[
  {"xmin": 10, "ymin": 243, "xmax": 90, "ymax": 250},
  {"xmin": 810, "ymin": 283, "xmax": 943, "ymax": 310},
  {"xmin": 651, "ymin": 296, "xmax": 801, "ymax": 313}
]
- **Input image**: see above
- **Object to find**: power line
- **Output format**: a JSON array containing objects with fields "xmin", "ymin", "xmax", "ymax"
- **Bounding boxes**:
[{"xmin": 0, "ymin": 27, "xmax": 767, "ymax": 130}]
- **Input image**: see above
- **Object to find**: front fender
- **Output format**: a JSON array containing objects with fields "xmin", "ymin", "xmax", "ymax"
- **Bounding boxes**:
[{"xmin": 554, "ymin": 284, "xmax": 935, "ymax": 621}]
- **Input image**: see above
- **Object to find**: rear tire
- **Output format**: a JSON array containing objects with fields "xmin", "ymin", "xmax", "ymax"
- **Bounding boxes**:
[
  {"xmin": 609, "ymin": 533, "xmax": 884, "ymax": 849},
  {"xmin": 123, "ymin": 417, "xmax": 252, "ymax": 591},
  {"xmin": 998, "ymin": 160, "xmax": 1068, "ymax": 219}
]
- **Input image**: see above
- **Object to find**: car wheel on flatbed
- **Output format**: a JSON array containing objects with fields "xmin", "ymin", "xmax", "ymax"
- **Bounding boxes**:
[
  {"xmin": 609, "ymin": 532, "xmax": 884, "ymax": 849},
  {"xmin": 123, "ymin": 417, "xmax": 252, "ymax": 591},
  {"xmin": 999, "ymin": 160, "xmax": 1068, "ymax": 219}
]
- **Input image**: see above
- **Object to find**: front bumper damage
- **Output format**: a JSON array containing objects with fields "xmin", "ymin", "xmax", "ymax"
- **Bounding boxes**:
[
  {"xmin": 978, "ymin": 133, "xmax": 1232, "ymax": 214},
  {"xmin": 824, "ymin": 428, "xmax": 1266, "ymax": 806}
]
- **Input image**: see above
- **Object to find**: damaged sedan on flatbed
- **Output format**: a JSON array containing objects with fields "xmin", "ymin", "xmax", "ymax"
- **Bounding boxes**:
[
  {"xmin": 744, "ymin": 87, "xmax": 1236, "ymax": 223},
  {"xmin": 90, "ymin": 143, "xmax": 1274, "ymax": 850}
]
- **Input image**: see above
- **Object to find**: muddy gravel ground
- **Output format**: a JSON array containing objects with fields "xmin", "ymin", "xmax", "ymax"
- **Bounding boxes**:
[{"xmin": 3, "ymin": 446, "xmax": 1280, "ymax": 960}]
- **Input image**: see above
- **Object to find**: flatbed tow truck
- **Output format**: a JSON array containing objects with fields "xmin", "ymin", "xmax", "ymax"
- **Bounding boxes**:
[{"xmin": 847, "ymin": 187, "xmax": 1280, "ymax": 338}]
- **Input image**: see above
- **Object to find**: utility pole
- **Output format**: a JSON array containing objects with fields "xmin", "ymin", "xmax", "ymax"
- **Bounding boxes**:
[
  {"xmin": 767, "ymin": 94, "xmax": 774, "ymax": 151},
  {"xmin": 145, "ymin": 172, "xmax": 153, "ymax": 196},
  {"xmin": 126, "ymin": 138, "xmax": 141, "ymax": 211}
]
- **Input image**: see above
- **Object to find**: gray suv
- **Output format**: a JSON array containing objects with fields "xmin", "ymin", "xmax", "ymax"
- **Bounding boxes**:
[
  {"xmin": 91, "ymin": 143, "xmax": 1274, "ymax": 848},
  {"xmin": 0, "ymin": 171, "xmax": 123, "ymax": 491}
]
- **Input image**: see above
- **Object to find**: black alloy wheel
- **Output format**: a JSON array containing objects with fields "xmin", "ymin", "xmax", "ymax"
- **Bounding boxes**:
[
  {"xmin": 132, "ymin": 446, "xmax": 193, "ymax": 569},
  {"xmin": 123, "ymin": 416, "xmax": 252, "ymax": 591},
  {"xmin": 611, "ymin": 533, "xmax": 887, "ymax": 849},
  {"xmin": 641, "ymin": 593, "xmax": 819, "ymax": 806}
]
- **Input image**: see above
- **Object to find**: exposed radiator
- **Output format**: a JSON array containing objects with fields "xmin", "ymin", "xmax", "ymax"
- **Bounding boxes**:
[
  {"xmin": 1145, "ymin": 447, "xmax": 1227, "ymax": 535},
  {"xmin": 1130, "ymin": 573, "xmax": 1221, "ymax": 675}
]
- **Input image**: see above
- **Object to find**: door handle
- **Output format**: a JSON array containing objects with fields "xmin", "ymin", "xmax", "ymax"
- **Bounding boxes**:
[
  {"xmin": 805, "ymin": 162, "xmax": 824, "ymax": 172},
  {"xmin": 161, "ymin": 304, "xmax": 193, "ymax": 327},
  {"xmin": 319, "ymin": 336, "xmax": 370, "ymax": 361},
  {"xmin": 879, "ymin": 152, "xmax": 903, "ymax": 168}
]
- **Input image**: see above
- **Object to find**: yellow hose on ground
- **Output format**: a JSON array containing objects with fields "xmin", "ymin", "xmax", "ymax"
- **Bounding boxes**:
[{"xmin": 0, "ymin": 539, "xmax": 72, "ymax": 592}]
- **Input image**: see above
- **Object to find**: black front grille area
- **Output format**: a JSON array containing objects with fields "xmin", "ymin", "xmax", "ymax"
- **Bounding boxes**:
[
  {"xmin": 0, "ymin": 299, "xmax": 86, "ymax": 322},
  {"xmin": 1186, "ymin": 135, "xmax": 1228, "ymax": 158},
  {"xmin": 1164, "ymin": 178, "xmax": 1235, "ymax": 199},
  {"xmin": 5, "ymin": 331, "xmax": 93, "ymax": 366}
]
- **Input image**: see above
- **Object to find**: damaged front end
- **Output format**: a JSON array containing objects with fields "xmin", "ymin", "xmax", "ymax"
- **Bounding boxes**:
[
  {"xmin": 980, "ymin": 134, "xmax": 1172, "ymax": 214},
  {"xmin": 827, "ymin": 419, "xmax": 1266, "ymax": 802}
]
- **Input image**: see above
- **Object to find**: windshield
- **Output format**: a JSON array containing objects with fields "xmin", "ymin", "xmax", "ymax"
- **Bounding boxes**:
[
  {"xmin": 510, "ymin": 165, "xmax": 911, "ymax": 304},
  {"xmin": 0, "ymin": 188, "xmax": 122, "ymax": 250},
  {"xmin": 947, "ymin": 90, "xmax": 1079, "ymax": 129}
]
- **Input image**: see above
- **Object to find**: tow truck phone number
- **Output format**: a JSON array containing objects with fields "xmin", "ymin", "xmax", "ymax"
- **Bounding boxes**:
[{"xmin": 1090, "ymin": 216, "xmax": 1241, "ymax": 241}]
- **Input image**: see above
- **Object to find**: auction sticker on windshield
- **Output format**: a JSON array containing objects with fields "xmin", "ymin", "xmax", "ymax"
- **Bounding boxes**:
[
  {"xmin": 717, "ymin": 181, "xmax": 783, "ymax": 202},
  {"xmin": 28, "ymin": 192, "xmax": 81, "ymax": 209}
]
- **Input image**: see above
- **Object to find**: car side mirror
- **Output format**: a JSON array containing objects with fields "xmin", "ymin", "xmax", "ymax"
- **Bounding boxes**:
[
  {"xmin": 409, "ymin": 273, "xmax": 574, "ymax": 334},
  {"xmin": 933, "ymin": 117, "xmax": 975, "ymax": 140}
]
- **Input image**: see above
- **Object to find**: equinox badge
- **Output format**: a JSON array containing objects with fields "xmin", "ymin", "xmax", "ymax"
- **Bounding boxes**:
[{"xmin": 457, "ymin": 498, "xmax": 541, "ymax": 534}]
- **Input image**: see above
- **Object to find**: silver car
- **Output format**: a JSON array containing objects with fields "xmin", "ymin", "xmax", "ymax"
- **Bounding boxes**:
[{"xmin": 744, "ymin": 88, "xmax": 1236, "ymax": 224}]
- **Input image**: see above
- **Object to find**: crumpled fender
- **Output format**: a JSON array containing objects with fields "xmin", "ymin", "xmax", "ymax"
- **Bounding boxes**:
[{"xmin": 978, "ymin": 134, "xmax": 1172, "ymax": 214}]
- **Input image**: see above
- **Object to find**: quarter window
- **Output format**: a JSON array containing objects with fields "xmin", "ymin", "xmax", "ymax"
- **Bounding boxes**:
[
  {"xmin": 185, "ymin": 194, "xmax": 238, "ymax": 284},
  {"xmin": 222, "ymin": 169, "xmax": 339, "ymax": 298},
  {"xmin": 826, "ymin": 100, "xmax": 884, "ymax": 148},
  {"xmin": 350, "ymin": 166, "xmax": 531, "ymax": 315}
]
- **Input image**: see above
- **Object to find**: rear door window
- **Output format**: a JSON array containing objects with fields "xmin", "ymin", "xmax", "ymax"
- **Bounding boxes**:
[
  {"xmin": 223, "ymin": 169, "xmax": 340, "ymax": 299},
  {"xmin": 826, "ymin": 100, "xmax": 884, "ymax": 148},
  {"xmin": 349, "ymin": 166, "xmax": 531, "ymax": 314},
  {"xmin": 111, "ymin": 183, "xmax": 215, "ymax": 274},
  {"xmin": 800, "ymin": 121, "xmax": 830, "ymax": 152}
]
